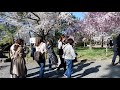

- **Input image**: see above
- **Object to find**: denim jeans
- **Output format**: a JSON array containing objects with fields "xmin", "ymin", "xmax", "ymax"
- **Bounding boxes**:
[
  {"xmin": 39, "ymin": 61, "xmax": 45, "ymax": 78},
  {"xmin": 48, "ymin": 56, "xmax": 52, "ymax": 69},
  {"xmin": 112, "ymin": 51, "xmax": 120, "ymax": 63},
  {"xmin": 64, "ymin": 60, "xmax": 73, "ymax": 78}
]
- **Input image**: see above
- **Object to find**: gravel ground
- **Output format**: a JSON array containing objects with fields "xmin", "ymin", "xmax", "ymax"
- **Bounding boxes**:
[{"xmin": 1, "ymin": 58, "xmax": 120, "ymax": 78}]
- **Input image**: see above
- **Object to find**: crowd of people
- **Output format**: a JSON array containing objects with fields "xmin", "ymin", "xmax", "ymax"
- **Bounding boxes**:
[
  {"xmin": 9, "ymin": 33, "xmax": 120, "ymax": 78},
  {"xmin": 10, "ymin": 35, "xmax": 76, "ymax": 78}
]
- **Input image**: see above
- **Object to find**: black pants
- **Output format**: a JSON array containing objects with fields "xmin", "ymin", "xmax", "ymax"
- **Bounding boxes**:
[
  {"xmin": 112, "ymin": 51, "xmax": 120, "ymax": 63},
  {"xmin": 57, "ymin": 55, "xmax": 66, "ymax": 72}
]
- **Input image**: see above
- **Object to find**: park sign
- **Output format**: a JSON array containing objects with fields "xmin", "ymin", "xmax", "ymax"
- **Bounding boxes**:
[{"xmin": 30, "ymin": 37, "xmax": 36, "ymax": 44}]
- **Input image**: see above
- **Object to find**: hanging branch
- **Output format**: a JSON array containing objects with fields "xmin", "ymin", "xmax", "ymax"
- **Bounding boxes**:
[
  {"xmin": 31, "ymin": 12, "xmax": 41, "ymax": 21},
  {"xmin": 27, "ymin": 12, "xmax": 41, "ymax": 24},
  {"xmin": 30, "ymin": 30, "xmax": 41, "ymax": 37}
]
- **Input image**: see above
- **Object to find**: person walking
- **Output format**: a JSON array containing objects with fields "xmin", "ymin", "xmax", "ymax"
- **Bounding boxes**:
[
  {"xmin": 112, "ymin": 34, "xmax": 120, "ymax": 65},
  {"xmin": 46, "ymin": 39, "xmax": 58, "ymax": 70},
  {"xmin": 56, "ymin": 35, "xmax": 66, "ymax": 72},
  {"xmin": 34, "ymin": 37, "xmax": 47, "ymax": 78},
  {"xmin": 63, "ymin": 38, "xmax": 76, "ymax": 78},
  {"xmin": 30, "ymin": 43, "xmax": 36, "ymax": 60},
  {"xmin": 10, "ymin": 39, "xmax": 27, "ymax": 78}
]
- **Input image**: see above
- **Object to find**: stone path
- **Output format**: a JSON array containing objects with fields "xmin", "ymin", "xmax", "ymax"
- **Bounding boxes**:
[{"xmin": 0, "ymin": 59, "xmax": 120, "ymax": 78}]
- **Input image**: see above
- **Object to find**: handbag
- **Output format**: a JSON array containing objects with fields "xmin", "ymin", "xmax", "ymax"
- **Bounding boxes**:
[{"xmin": 34, "ymin": 51, "xmax": 42, "ymax": 62}]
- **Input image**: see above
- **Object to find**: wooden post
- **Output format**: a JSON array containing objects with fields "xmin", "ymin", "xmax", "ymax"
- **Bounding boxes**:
[{"xmin": 106, "ymin": 44, "xmax": 108, "ymax": 56}]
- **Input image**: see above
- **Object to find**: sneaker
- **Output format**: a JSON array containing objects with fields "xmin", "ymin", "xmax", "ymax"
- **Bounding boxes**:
[
  {"xmin": 63, "ymin": 74, "xmax": 67, "ymax": 78},
  {"xmin": 54, "ymin": 68, "xmax": 59, "ymax": 74},
  {"xmin": 111, "ymin": 62, "xmax": 115, "ymax": 66},
  {"xmin": 54, "ymin": 68, "xmax": 58, "ymax": 71}
]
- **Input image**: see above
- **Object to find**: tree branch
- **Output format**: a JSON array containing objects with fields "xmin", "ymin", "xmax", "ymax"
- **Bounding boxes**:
[
  {"xmin": 44, "ymin": 27, "xmax": 52, "ymax": 37},
  {"xmin": 27, "ymin": 16, "xmax": 38, "ymax": 22},
  {"xmin": 30, "ymin": 30, "xmax": 41, "ymax": 37},
  {"xmin": 27, "ymin": 12, "xmax": 41, "ymax": 24},
  {"xmin": 31, "ymin": 12, "xmax": 40, "ymax": 21}
]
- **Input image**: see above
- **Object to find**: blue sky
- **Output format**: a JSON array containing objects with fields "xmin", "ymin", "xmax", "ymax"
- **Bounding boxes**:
[{"xmin": 70, "ymin": 12, "xmax": 85, "ymax": 20}]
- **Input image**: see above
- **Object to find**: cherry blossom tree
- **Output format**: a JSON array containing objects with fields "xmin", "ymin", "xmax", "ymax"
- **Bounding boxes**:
[
  {"xmin": 0, "ymin": 12, "xmax": 78, "ymax": 44},
  {"xmin": 80, "ymin": 12, "xmax": 120, "ymax": 49}
]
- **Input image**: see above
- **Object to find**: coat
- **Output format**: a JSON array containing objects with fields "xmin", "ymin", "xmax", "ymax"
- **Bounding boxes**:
[{"xmin": 10, "ymin": 45, "xmax": 27, "ymax": 77}]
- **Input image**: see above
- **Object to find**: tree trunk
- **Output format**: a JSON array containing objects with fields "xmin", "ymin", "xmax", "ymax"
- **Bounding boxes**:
[
  {"xmin": 106, "ymin": 45, "xmax": 108, "ymax": 56},
  {"xmin": 89, "ymin": 41, "xmax": 92, "ymax": 50},
  {"xmin": 89, "ymin": 37, "xmax": 92, "ymax": 50},
  {"xmin": 84, "ymin": 42, "xmax": 86, "ymax": 47},
  {"xmin": 41, "ymin": 30, "xmax": 46, "ymax": 42},
  {"xmin": 101, "ymin": 36, "xmax": 104, "ymax": 47},
  {"xmin": 42, "ymin": 32, "xmax": 45, "ymax": 41}
]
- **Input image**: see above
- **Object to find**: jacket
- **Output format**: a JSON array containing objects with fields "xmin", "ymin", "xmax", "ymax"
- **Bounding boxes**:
[{"xmin": 63, "ymin": 43, "xmax": 76, "ymax": 60}]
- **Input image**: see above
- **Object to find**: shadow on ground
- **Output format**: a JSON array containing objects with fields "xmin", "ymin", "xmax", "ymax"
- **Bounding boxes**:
[
  {"xmin": 27, "ymin": 67, "xmax": 39, "ymax": 71},
  {"xmin": 27, "ymin": 59, "xmax": 102, "ymax": 78},
  {"xmin": 27, "ymin": 66, "xmax": 64, "ymax": 78},
  {"xmin": 101, "ymin": 62, "xmax": 120, "ymax": 78},
  {"xmin": 72, "ymin": 65, "xmax": 101, "ymax": 78},
  {"xmin": 0, "ymin": 65, "xmax": 10, "ymax": 70}
]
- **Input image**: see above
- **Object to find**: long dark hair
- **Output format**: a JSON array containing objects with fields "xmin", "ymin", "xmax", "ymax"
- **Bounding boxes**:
[
  {"xmin": 48, "ymin": 39, "xmax": 53, "ymax": 46},
  {"xmin": 15, "ymin": 38, "xmax": 24, "ymax": 45},
  {"xmin": 35, "ymin": 37, "xmax": 43, "ymax": 46},
  {"xmin": 59, "ymin": 36, "xmax": 63, "ymax": 42},
  {"xmin": 67, "ymin": 38, "xmax": 74, "ymax": 45}
]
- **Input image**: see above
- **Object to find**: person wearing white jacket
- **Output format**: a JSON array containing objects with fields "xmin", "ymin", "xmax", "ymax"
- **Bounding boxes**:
[{"xmin": 63, "ymin": 38, "xmax": 76, "ymax": 78}]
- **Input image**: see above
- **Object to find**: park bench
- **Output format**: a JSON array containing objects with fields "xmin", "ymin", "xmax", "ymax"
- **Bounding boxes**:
[{"xmin": 0, "ymin": 43, "xmax": 11, "ymax": 63}]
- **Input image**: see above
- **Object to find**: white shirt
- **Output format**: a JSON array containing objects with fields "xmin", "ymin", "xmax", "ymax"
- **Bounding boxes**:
[
  {"xmin": 58, "ymin": 40, "xmax": 62, "ymax": 49},
  {"xmin": 63, "ymin": 43, "xmax": 76, "ymax": 60},
  {"xmin": 35, "ymin": 42, "xmax": 47, "ymax": 54}
]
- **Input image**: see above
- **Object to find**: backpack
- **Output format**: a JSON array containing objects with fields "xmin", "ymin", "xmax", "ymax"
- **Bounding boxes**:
[{"xmin": 34, "ymin": 51, "xmax": 42, "ymax": 62}]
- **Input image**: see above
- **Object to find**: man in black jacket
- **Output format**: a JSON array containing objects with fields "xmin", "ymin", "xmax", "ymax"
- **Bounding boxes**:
[{"xmin": 112, "ymin": 34, "xmax": 120, "ymax": 65}]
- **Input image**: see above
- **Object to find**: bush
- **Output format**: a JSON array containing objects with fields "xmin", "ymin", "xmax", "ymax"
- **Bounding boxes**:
[
  {"xmin": 75, "ymin": 42, "xmax": 87, "ymax": 47},
  {"xmin": 0, "ymin": 36, "xmax": 12, "ymax": 45}
]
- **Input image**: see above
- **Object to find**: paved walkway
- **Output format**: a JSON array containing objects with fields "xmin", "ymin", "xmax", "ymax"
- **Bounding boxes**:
[{"xmin": 0, "ymin": 59, "xmax": 120, "ymax": 78}]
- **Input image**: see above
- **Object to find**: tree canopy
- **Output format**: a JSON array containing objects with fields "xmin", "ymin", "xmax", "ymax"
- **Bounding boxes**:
[{"xmin": 0, "ymin": 12, "xmax": 120, "ymax": 45}]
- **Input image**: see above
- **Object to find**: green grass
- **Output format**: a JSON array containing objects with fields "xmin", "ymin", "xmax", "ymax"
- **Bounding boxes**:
[
  {"xmin": 4, "ymin": 46, "xmax": 113, "ymax": 62},
  {"xmin": 75, "ymin": 47, "xmax": 113, "ymax": 60},
  {"xmin": 54, "ymin": 46, "xmax": 114, "ymax": 61}
]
